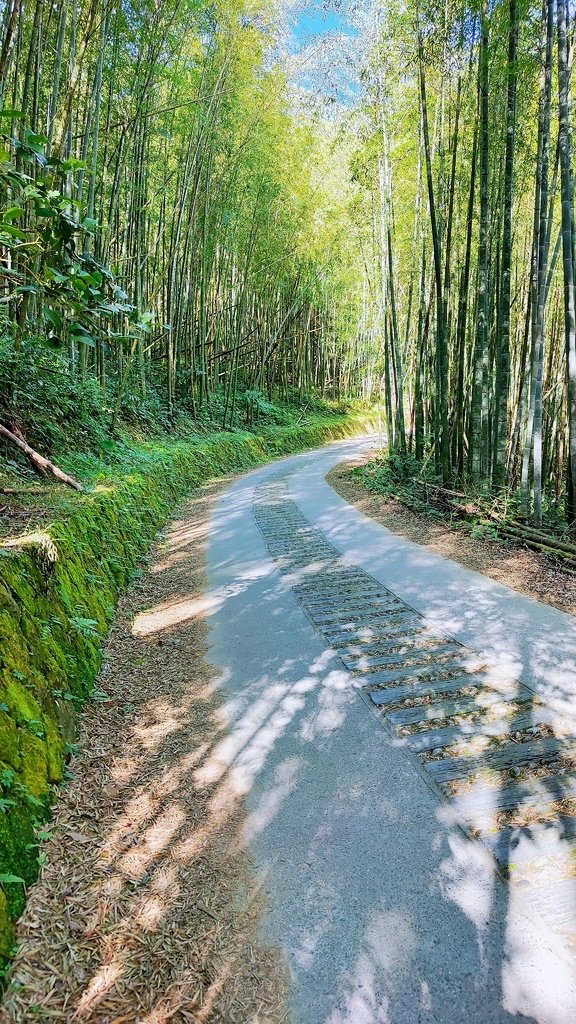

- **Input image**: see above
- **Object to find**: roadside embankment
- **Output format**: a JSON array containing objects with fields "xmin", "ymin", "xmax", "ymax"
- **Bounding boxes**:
[{"xmin": 0, "ymin": 415, "xmax": 372, "ymax": 962}]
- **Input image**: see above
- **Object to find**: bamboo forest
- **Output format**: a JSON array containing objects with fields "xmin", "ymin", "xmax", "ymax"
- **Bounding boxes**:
[
  {"xmin": 6, "ymin": 0, "xmax": 576, "ymax": 1020},
  {"xmin": 3, "ymin": 0, "xmax": 576, "ymax": 520}
]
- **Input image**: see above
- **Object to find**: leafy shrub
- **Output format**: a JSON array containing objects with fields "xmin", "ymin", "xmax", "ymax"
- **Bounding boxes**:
[
  {"xmin": 469, "ymin": 523, "xmax": 501, "ymax": 541},
  {"xmin": 0, "ymin": 122, "xmax": 151, "ymax": 364},
  {"xmin": 0, "ymin": 336, "xmax": 110, "ymax": 456},
  {"xmin": 360, "ymin": 449, "xmax": 425, "ymax": 497}
]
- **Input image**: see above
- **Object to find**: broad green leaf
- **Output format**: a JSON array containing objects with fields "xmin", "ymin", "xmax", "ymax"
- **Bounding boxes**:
[
  {"xmin": 1, "ymin": 206, "xmax": 24, "ymax": 222},
  {"xmin": 0, "ymin": 224, "xmax": 26, "ymax": 238}
]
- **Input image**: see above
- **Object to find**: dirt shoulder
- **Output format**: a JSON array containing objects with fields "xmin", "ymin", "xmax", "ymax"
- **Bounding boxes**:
[
  {"xmin": 327, "ymin": 458, "xmax": 576, "ymax": 617},
  {"xmin": 1, "ymin": 478, "xmax": 287, "ymax": 1023}
]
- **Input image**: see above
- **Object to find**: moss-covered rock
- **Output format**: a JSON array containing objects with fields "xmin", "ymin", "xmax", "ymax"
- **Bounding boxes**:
[{"xmin": 0, "ymin": 414, "xmax": 371, "ymax": 968}]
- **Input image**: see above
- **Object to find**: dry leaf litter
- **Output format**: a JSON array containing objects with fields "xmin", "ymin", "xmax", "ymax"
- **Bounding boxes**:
[
  {"xmin": 328, "ymin": 459, "xmax": 576, "ymax": 615},
  {"xmin": 1, "ymin": 480, "xmax": 288, "ymax": 1024}
]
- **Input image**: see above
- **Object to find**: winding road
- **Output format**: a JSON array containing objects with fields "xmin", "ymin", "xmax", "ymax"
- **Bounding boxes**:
[{"xmin": 206, "ymin": 437, "xmax": 576, "ymax": 1024}]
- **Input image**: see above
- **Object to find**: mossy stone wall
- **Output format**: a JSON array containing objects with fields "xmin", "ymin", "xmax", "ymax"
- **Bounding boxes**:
[{"xmin": 0, "ymin": 417, "xmax": 368, "ymax": 961}]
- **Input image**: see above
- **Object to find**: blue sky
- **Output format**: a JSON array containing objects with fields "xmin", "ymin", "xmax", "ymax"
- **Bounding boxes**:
[
  {"xmin": 278, "ymin": 1, "xmax": 363, "ymax": 107},
  {"xmin": 294, "ymin": 6, "xmax": 357, "ymax": 43}
]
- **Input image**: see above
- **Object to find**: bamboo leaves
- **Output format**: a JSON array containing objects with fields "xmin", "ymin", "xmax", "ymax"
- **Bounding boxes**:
[{"xmin": 0, "ymin": 0, "xmax": 367, "ymax": 430}]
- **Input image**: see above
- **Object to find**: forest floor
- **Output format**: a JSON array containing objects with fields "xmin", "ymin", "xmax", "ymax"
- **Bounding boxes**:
[
  {"xmin": 327, "ymin": 456, "xmax": 576, "ymax": 617},
  {"xmin": 0, "ymin": 476, "xmax": 287, "ymax": 1024}
]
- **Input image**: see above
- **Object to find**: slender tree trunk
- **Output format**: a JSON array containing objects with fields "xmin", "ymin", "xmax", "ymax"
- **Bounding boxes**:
[
  {"xmin": 493, "ymin": 0, "xmax": 518, "ymax": 485},
  {"xmin": 532, "ymin": 0, "xmax": 554, "ymax": 523},
  {"xmin": 470, "ymin": 5, "xmax": 489, "ymax": 478},
  {"xmin": 418, "ymin": 22, "xmax": 448, "ymax": 481},
  {"xmin": 557, "ymin": 0, "xmax": 576, "ymax": 524}
]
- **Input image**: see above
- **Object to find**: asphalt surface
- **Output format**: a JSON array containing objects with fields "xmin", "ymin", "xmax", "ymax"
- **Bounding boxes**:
[{"xmin": 205, "ymin": 436, "xmax": 576, "ymax": 1024}]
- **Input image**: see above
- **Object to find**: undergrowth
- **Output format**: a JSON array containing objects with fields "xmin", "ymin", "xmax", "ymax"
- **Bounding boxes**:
[
  {"xmin": 355, "ymin": 449, "xmax": 570, "ymax": 535},
  {"xmin": 0, "ymin": 334, "xmax": 357, "ymax": 477}
]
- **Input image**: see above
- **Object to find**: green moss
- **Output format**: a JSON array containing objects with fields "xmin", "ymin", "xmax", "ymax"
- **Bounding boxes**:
[
  {"xmin": 43, "ymin": 719, "xmax": 65, "ymax": 784},
  {"xmin": 0, "ymin": 679, "xmax": 42, "ymax": 727},
  {"xmin": 0, "ymin": 797, "xmax": 38, "ymax": 919},
  {"xmin": 0, "ymin": 610, "xmax": 29, "ymax": 679},
  {"xmin": 0, "ymin": 891, "xmax": 14, "ymax": 961},
  {"xmin": 0, "ymin": 413, "xmax": 373, "ymax": 968},
  {"xmin": 18, "ymin": 734, "xmax": 49, "ymax": 800},
  {"xmin": 0, "ymin": 717, "xmax": 19, "ymax": 771}
]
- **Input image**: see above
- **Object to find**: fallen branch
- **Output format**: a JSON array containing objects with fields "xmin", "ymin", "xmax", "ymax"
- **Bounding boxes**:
[
  {"xmin": 489, "ymin": 531, "xmax": 576, "ymax": 569},
  {"xmin": 0, "ymin": 423, "xmax": 83, "ymax": 491},
  {"xmin": 391, "ymin": 479, "xmax": 576, "ymax": 567},
  {"xmin": 488, "ymin": 519, "xmax": 576, "ymax": 557}
]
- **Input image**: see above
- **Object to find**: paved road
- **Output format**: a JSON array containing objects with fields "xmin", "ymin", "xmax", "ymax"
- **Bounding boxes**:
[{"xmin": 206, "ymin": 437, "xmax": 576, "ymax": 1024}]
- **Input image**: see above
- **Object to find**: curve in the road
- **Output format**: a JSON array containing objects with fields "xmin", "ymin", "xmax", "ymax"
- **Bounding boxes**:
[{"xmin": 207, "ymin": 437, "xmax": 576, "ymax": 1024}]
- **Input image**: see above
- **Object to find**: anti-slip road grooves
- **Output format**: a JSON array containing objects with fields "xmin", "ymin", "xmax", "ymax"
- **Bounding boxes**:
[{"xmin": 253, "ymin": 470, "xmax": 576, "ymax": 951}]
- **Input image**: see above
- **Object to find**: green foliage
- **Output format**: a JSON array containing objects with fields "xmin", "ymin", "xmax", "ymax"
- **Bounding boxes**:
[
  {"xmin": 0, "ymin": 0, "xmax": 371, "ymax": 451},
  {"xmin": 244, "ymin": 389, "xmax": 275, "ymax": 416},
  {"xmin": 0, "ymin": 336, "xmax": 111, "ymax": 462},
  {"xmin": 67, "ymin": 617, "xmax": 100, "ymax": 639},
  {"xmin": 0, "ymin": 126, "xmax": 150, "ymax": 366},
  {"xmin": 359, "ymin": 450, "xmax": 425, "ymax": 497},
  {"xmin": 469, "ymin": 523, "xmax": 500, "ymax": 541}
]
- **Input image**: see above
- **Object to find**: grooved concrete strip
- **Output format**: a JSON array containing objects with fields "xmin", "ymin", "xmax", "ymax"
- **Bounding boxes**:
[
  {"xmin": 207, "ymin": 437, "xmax": 576, "ymax": 1024},
  {"xmin": 253, "ymin": 471, "xmax": 576, "ymax": 951}
]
